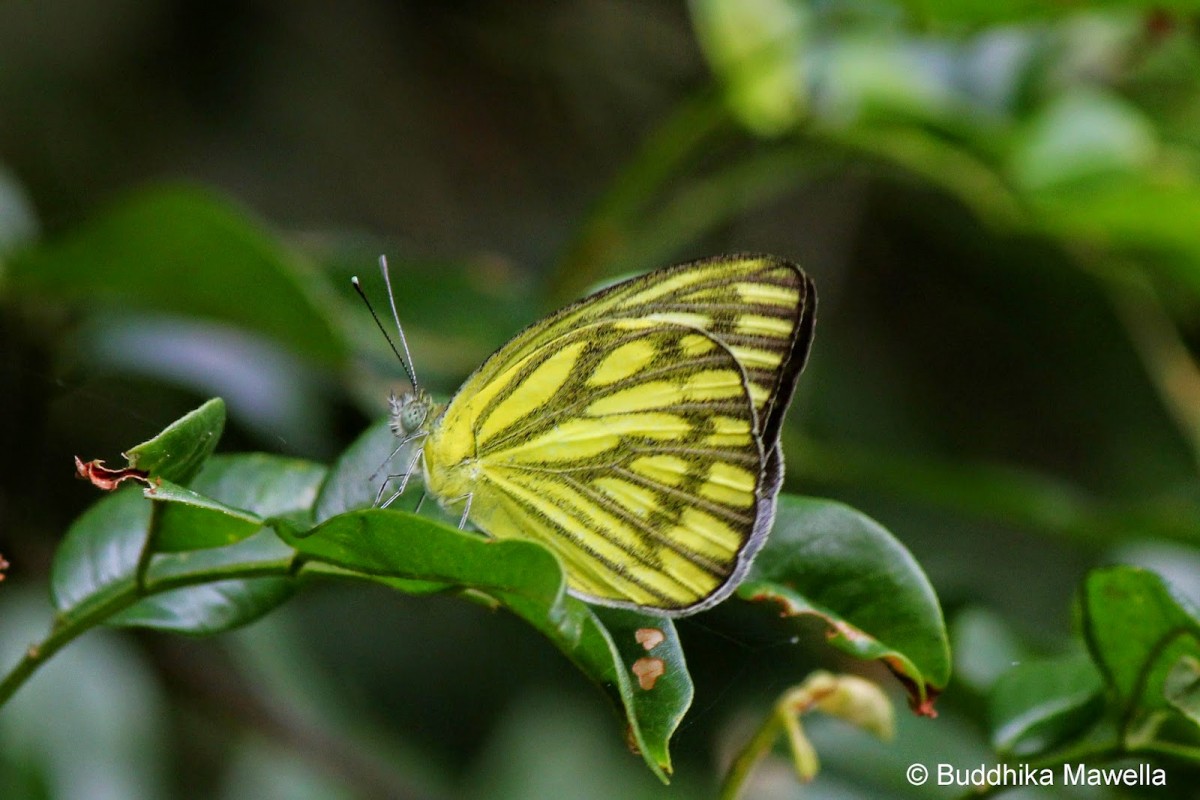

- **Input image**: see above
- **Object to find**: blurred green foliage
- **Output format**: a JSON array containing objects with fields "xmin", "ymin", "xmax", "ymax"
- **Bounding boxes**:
[{"xmin": 3, "ymin": 1, "xmax": 1200, "ymax": 798}]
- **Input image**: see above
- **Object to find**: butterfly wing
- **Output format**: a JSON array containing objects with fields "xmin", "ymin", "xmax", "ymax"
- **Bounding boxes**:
[{"xmin": 422, "ymin": 254, "xmax": 815, "ymax": 615}]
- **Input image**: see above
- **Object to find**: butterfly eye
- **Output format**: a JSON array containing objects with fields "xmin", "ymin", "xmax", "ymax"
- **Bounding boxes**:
[
  {"xmin": 401, "ymin": 402, "xmax": 427, "ymax": 433},
  {"xmin": 391, "ymin": 394, "xmax": 429, "ymax": 434}
]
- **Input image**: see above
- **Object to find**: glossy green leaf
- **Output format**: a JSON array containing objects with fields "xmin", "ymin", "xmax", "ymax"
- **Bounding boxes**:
[
  {"xmin": 738, "ymin": 496, "xmax": 950, "ymax": 713},
  {"xmin": 308, "ymin": 421, "xmax": 453, "ymax": 595},
  {"xmin": 52, "ymin": 448, "xmax": 321, "ymax": 634},
  {"xmin": 51, "ymin": 487, "xmax": 296, "ymax": 635},
  {"xmin": 1081, "ymin": 565, "xmax": 1200, "ymax": 733},
  {"xmin": 153, "ymin": 453, "xmax": 326, "ymax": 551},
  {"xmin": 110, "ymin": 574, "xmax": 293, "ymax": 635},
  {"xmin": 189, "ymin": 453, "xmax": 327, "ymax": 520},
  {"xmin": 151, "ymin": 481, "xmax": 264, "ymax": 552},
  {"xmin": 130, "ymin": 534, "xmax": 297, "ymax": 634},
  {"xmin": 989, "ymin": 652, "xmax": 1106, "ymax": 757},
  {"xmin": 110, "ymin": 453, "xmax": 326, "ymax": 632},
  {"xmin": 593, "ymin": 608, "xmax": 692, "ymax": 774},
  {"xmin": 284, "ymin": 509, "xmax": 567, "ymax": 613},
  {"xmin": 313, "ymin": 419, "xmax": 407, "ymax": 522},
  {"xmin": 50, "ymin": 489, "xmax": 148, "ymax": 618},
  {"xmin": 283, "ymin": 509, "xmax": 685, "ymax": 780},
  {"xmin": 6, "ymin": 185, "xmax": 346, "ymax": 365},
  {"xmin": 499, "ymin": 595, "xmax": 683, "ymax": 782},
  {"xmin": 125, "ymin": 397, "xmax": 226, "ymax": 485}
]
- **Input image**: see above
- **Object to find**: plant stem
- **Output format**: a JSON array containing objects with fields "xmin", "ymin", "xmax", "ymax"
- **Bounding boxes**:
[
  {"xmin": 0, "ymin": 562, "xmax": 289, "ymax": 709},
  {"xmin": 719, "ymin": 710, "xmax": 784, "ymax": 800},
  {"xmin": 1103, "ymin": 265, "xmax": 1200, "ymax": 473},
  {"xmin": 0, "ymin": 588, "xmax": 137, "ymax": 707}
]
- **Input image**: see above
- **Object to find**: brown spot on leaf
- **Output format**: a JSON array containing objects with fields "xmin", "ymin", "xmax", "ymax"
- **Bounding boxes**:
[
  {"xmin": 75, "ymin": 456, "xmax": 153, "ymax": 491},
  {"xmin": 826, "ymin": 619, "xmax": 871, "ymax": 645},
  {"xmin": 635, "ymin": 627, "xmax": 665, "ymax": 651},
  {"xmin": 631, "ymin": 657, "xmax": 665, "ymax": 690},
  {"xmin": 0, "ymin": 553, "xmax": 8, "ymax": 582}
]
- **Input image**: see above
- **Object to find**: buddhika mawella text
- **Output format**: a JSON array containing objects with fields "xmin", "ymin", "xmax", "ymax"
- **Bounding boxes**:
[{"xmin": 938, "ymin": 762, "xmax": 1166, "ymax": 788}]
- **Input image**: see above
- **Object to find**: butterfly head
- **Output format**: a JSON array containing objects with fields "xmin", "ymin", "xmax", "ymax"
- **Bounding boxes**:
[{"xmin": 388, "ymin": 389, "xmax": 436, "ymax": 436}]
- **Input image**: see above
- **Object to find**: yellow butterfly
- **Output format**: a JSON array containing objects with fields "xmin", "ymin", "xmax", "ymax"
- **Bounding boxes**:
[{"xmin": 366, "ymin": 254, "xmax": 816, "ymax": 616}]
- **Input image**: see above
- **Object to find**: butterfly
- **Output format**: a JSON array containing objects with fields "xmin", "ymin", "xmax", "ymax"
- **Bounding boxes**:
[{"xmin": 364, "ymin": 254, "xmax": 816, "ymax": 617}]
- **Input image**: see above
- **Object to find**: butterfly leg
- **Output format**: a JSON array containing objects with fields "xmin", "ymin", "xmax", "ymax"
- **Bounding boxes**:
[
  {"xmin": 437, "ymin": 492, "xmax": 474, "ymax": 529},
  {"xmin": 379, "ymin": 446, "xmax": 424, "ymax": 508},
  {"xmin": 371, "ymin": 431, "xmax": 426, "ymax": 483},
  {"xmin": 459, "ymin": 492, "xmax": 473, "ymax": 529}
]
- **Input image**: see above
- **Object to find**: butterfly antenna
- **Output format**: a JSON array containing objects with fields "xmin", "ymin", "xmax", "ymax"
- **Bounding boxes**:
[
  {"xmin": 379, "ymin": 255, "xmax": 420, "ymax": 389},
  {"xmin": 351, "ymin": 269, "xmax": 418, "ymax": 390}
]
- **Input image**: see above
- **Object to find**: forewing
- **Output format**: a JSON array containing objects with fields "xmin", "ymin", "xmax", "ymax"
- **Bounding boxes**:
[{"xmin": 466, "ymin": 254, "xmax": 815, "ymax": 445}]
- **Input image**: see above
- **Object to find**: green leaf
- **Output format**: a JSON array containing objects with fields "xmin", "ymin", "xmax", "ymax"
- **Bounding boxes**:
[
  {"xmin": 151, "ymin": 481, "xmax": 264, "ymax": 551},
  {"xmin": 989, "ymin": 652, "xmax": 1106, "ymax": 757},
  {"xmin": 121, "ymin": 530, "xmax": 296, "ymax": 635},
  {"xmin": 50, "ymin": 489, "xmax": 148, "ymax": 618},
  {"xmin": 111, "ymin": 578, "xmax": 293, "ymax": 634},
  {"xmin": 313, "ymin": 419, "xmax": 406, "ymax": 522},
  {"xmin": 504, "ymin": 597, "xmax": 684, "ymax": 782},
  {"xmin": 125, "ymin": 397, "xmax": 226, "ymax": 485},
  {"xmin": 690, "ymin": 0, "xmax": 809, "ymax": 135},
  {"xmin": 309, "ymin": 421, "xmax": 453, "ymax": 595},
  {"xmin": 6, "ymin": 184, "xmax": 347, "ymax": 365},
  {"xmin": 50, "ymin": 487, "xmax": 295, "ymax": 635},
  {"xmin": 593, "ymin": 608, "xmax": 693, "ymax": 775},
  {"xmin": 113, "ymin": 542, "xmax": 294, "ymax": 636},
  {"xmin": 1010, "ymin": 89, "xmax": 1158, "ymax": 190},
  {"xmin": 109, "ymin": 453, "xmax": 327, "ymax": 632},
  {"xmin": 738, "ymin": 496, "xmax": 950, "ymax": 713},
  {"xmin": 283, "ymin": 509, "xmax": 686, "ymax": 781},
  {"xmin": 284, "ymin": 509, "xmax": 566, "ymax": 611},
  {"xmin": 1165, "ymin": 655, "xmax": 1200, "ymax": 728},
  {"xmin": 1081, "ymin": 565, "xmax": 1200, "ymax": 736},
  {"xmin": 51, "ymin": 452, "xmax": 320, "ymax": 635},
  {"xmin": 154, "ymin": 453, "xmax": 326, "ymax": 551}
]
